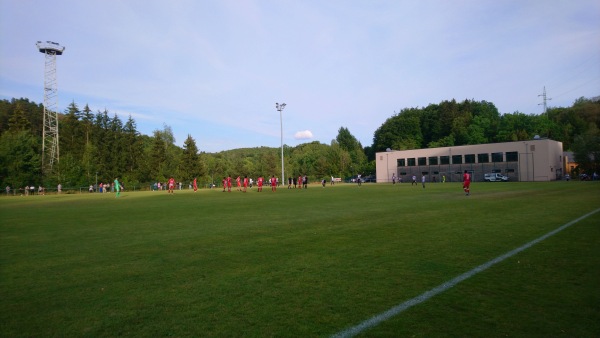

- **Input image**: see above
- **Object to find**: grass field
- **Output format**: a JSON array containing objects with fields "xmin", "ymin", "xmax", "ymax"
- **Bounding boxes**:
[{"xmin": 1, "ymin": 181, "xmax": 599, "ymax": 337}]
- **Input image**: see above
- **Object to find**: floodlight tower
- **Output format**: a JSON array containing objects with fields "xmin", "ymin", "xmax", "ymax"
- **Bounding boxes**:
[{"xmin": 36, "ymin": 40, "xmax": 65, "ymax": 176}]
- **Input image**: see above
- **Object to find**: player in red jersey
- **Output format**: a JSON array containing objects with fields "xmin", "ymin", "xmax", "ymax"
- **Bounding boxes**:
[
  {"xmin": 168, "ymin": 177, "xmax": 175, "ymax": 194},
  {"xmin": 271, "ymin": 175, "xmax": 277, "ymax": 192},
  {"xmin": 227, "ymin": 176, "xmax": 232, "ymax": 192},
  {"xmin": 243, "ymin": 176, "xmax": 248, "ymax": 192},
  {"xmin": 257, "ymin": 176, "xmax": 263, "ymax": 192},
  {"xmin": 222, "ymin": 177, "xmax": 226, "ymax": 192},
  {"xmin": 193, "ymin": 177, "xmax": 198, "ymax": 192},
  {"xmin": 463, "ymin": 170, "xmax": 471, "ymax": 196},
  {"xmin": 236, "ymin": 176, "xmax": 241, "ymax": 191}
]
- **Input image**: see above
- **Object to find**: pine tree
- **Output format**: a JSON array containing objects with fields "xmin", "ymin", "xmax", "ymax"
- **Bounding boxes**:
[
  {"xmin": 123, "ymin": 115, "xmax": 143, "ymax": 183},
  {"xmin": 149, "ymin": 130, "xmax": 167, "ymax": 181},
  {"xmin": 180, "ymin": 134, "xmax": 202, "ymax": 181},
  {"xmin": 7, "ymin": 102, "xmax": 31, "ymax": 133}
]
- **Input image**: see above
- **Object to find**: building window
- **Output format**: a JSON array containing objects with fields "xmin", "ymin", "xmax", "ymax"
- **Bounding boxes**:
[
  {"xmin": 440, "ymin": 156, "xmax": 450, "ymax": 165},
  {"xmin": 492, "ymin": 152, "xmax": 503, "ymax": 162},
  {"xmin": 478, "ymin": 153, "xmax": 489, "ymax": 163},
  {"xmin": 407, "ymin": 158, "xmax": 416, "ymax": 166},
  {"xmin": 397, "ymin": 159, "xmax": 406, "ymax": 167},
  {"xmin": 465, "ymin": 154, "xmax": 475, "ymax": 164},
  {"xmin": 429, "ymin": 156, "xmax": 438, "ymax": 165},
  {"xmin": 418, "ymin": 157, "xmax": 427, "ymax": 165},
  {"xmin": 452, "ymin": 155, "xmax": 463, "ymax": 164},
  {"xmin": 506, "ymin": 151, "xmax": 518, "ymax": 162}
]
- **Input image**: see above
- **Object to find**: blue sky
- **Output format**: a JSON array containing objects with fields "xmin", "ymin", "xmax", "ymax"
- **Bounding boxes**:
[{"xmin": 1, "ymin": 0, "xmax": 599, "ymax": 152}]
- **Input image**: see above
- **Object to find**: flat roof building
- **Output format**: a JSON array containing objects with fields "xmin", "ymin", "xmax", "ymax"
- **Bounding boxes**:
[{"xmin": 376, "ymin": 139, "xmax": 564, "ymax": 183}]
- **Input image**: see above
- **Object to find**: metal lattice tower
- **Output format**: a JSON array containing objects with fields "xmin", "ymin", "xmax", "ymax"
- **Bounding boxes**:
[
  {"xmin": 538, "ymin": 86, "xmax": 551, "ymax": 114},
  {"xmin": 36, "ymin": 41, "xmax": 65, "ymax": 175}
]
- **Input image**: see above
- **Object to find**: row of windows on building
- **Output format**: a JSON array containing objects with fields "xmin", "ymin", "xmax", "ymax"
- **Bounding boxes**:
[{"xmin": 397, "ymin": 151, "xmax": 519, "ymax": 167}]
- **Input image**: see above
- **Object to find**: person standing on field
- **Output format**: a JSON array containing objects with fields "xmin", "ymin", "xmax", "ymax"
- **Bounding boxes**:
[
  {"xmin": 168, "ymin": 176, "xmax": 175, "ymax": 194},
  {"xmin": 114, "ymin": 177, "xmax": 122, "ymax": 198},
  {"xmin": 271, "ymin": 175, "xmax": 277, "ymax": 192},
  {"xmin": 257, "ymin": 176, "xmax": 264, "ymax": 192},
  {"xmin": 411, "ymin": 175, "xmax": 417, "ymax": 186},
  {"xmin": 421, "ymin": 175, "xmax": 426, "ymax": 188},
  {"xmin": 193, "ymin": 177, "xmax": 198, "ymax": 192},
  {"xmin": 463, "ymin": 170, "xmax": 471, "ymax": 196},
  {"xmin": 243, "ymin": 176, "xmax": 248, "ymax": 192},
  {"xmin": 227, "ymin": 175, "xmax": 232, "ymax": 192}
]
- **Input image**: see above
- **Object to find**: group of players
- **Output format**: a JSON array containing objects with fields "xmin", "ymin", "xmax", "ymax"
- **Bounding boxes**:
[
  {"xmin": 169, "ymin": 170, "xmax": 471, "ymax": 196},
  {"xmin": 220, "ymin": 175, "xmax": 279, "ymax": 193},
  {"xmin": 218, "ymin": 175, "xmax": 311, "ymax": 193}
]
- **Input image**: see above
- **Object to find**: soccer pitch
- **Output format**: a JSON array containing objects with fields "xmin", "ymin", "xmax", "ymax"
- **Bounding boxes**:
[{"xmin": 1, "ymin": 182, "xmax": 599, "ymax": 337}]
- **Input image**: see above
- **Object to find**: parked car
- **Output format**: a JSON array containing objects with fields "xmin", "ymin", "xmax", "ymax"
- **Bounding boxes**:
[
  {"xmin": 362, "ymin": 175, "xmax": 376, "ymax": 183},
  {"xmin": 484, "ymin": 173, "xmax": 508, "ymax": 182}
]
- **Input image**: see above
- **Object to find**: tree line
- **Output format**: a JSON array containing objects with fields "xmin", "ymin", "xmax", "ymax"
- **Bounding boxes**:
[
  {"xmin": 0, "ymin": 96, "xmax": 598, "ymax": 190},
  {"xmin": 0, "ymin": 99, "xmax": 367, "ymax": 189}
]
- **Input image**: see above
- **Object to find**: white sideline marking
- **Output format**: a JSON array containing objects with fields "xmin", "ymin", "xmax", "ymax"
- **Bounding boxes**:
[{"xmin": 331, "ymin": 208, "xmax": 600, "ymax": 338}]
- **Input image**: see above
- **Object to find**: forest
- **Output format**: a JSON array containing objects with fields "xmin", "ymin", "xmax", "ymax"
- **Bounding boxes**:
[{"xmin": 0, "ymin": 96, "xmax": 598, "ymax": 190}]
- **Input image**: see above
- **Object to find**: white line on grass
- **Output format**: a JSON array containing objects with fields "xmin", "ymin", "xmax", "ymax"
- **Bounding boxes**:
[{"xmin": 331, "ymin": 208, "xmax": 600, "ymax": 338}]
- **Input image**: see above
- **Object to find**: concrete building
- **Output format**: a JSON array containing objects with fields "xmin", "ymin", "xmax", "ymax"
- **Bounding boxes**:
[{"xmin": 376, "ymin": 138, "xmax": 564, "ymax": 183}]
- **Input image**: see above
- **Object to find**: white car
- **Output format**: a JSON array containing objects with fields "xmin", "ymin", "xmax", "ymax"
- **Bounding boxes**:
[{"xmin": 484, "ymin": 173, "xmax": 509, "ymax": 182}]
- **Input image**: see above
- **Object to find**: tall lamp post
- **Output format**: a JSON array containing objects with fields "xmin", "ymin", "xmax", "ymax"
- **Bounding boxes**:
[{"xmin": 276, "ymin": 103, "xmax": 286, "ymax": 186}]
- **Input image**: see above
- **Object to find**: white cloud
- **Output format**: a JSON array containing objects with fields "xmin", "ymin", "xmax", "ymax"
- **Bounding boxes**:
[{"xmin": 294, "ymin": 130, "xmax": 313, "ymax": 140}]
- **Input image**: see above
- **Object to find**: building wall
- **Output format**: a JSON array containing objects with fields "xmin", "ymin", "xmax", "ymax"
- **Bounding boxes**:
[
  {"xmin": 376, "ymin": 139, "xmax": 563, "ymax": 183},
  {"xmin": 563, "ymin": 151, "xmax": 578, "ymax": 176}
]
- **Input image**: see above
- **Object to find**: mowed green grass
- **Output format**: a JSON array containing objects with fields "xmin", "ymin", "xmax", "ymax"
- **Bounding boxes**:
[{"xmin": 1, "ymin": 181, "xmax": 599, "ymax": 337}]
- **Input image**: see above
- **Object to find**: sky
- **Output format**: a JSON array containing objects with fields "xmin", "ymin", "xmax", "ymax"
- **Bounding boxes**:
[{"xmin": 1, "ymin": 0, "xmax": 599, "ymax": 152}]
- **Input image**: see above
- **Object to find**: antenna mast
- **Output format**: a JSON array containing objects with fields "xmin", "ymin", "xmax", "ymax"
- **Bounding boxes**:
[
  {"xmin": 36, "ymin": 41, "xmax": 65, "ymax": 178},
  {"xmin": 538, "ymin": 86, "xmax": 551, "ymax": 114}
]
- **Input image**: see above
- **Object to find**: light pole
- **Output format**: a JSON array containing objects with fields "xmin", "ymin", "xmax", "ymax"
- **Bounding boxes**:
[
  {"xmin": 386, "ymin": 148, "xmax": 392, "ymax": 183},
  {"xmin": 276, "ymin": 102, "xmax": 286, "ymax": 186}
]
